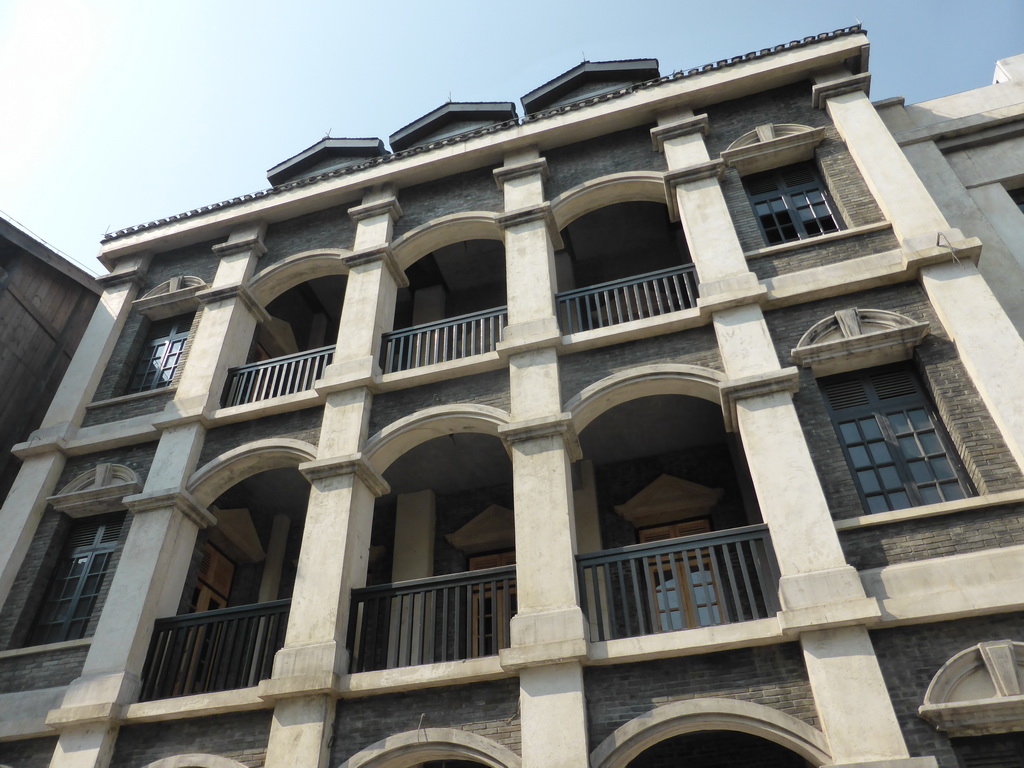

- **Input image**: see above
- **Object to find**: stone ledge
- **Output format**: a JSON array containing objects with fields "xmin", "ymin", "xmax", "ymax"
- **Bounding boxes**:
[
  {"xmin": 664, "ymin": 159, "xmax": 725, "ymax": 188},
  {"xmin": 298, "ymin": 454, "xmax": 390, "ymax": 496},
  {"xmin": 257, "ymin": 671, "xmax": 341, "ymax": 701},
  {"xmin": 826, "ymin": 759, "xmax": 937, "ymax": 768},
  {"xmin": 493, "ymin": 157, "xmax": 549, "ymax": 188},
  {"xmin": 348, "ymin": 196, "xmax": 402, "ymax": 225},
  {"xmin": 650, "ymin": 114, "xmax": 709, "ymax": 152},
  {"xmin": 496, "ymin": 317, "xmax": 562, "ymax": 355},
  {"xmin": 45, "ymin": 701, "xmax": 122, "ymax": 728},
  {"xmin": 835, "ymin": 489, "xmax": 1024, "ymax": 531},
  {"xmin": 498, "ymin": 413, "xmax": 581, "ymax": 460},
  {"xmin": 743, "ymin": 220, "xmax": 893, "ymax": 260},
  {"xmin": 123, "ymin": 488, "xmax": 216, "ymax": 529},
  {"xmin": 901, "ymin": 232, "xmax": 982, "ymax": 271},
  {"xmin": 811, "ymin": 72, "xmax": 871, "ymax": 108},
  {"xmin": 342, "ymin": 245, "xmax": 409, "ymax": 288},
  {"xmin": 499, "ymin": 637, "xmax": 588, "ymax": 670},
  {"xmin": 340, "ymin": 656, "xmax": 510, "ymax": 698},
  {"xmin": 778, "ymin": 597, "xmax": 882, "ymax": 636},
  {"xmin": 195, "ymin": 283, "xmax": 271, "ymax": 326},
  {"xmin": 719, "ymin": 368, "xmax": 801, "ymax": 432},
  {"xmin": 919, "ymin": 695, "xmax": 1024, "ymax": 736},
  {"xmin": 495, "ymin": 203, "xmax": 564, "ymax": 250},
  {"xmin": 0, "ymin": 637, "xmax": 91, "ymax": 661},
  {"xmin": 122, "ymin": 686, "xmax": 268, "ymax": 723}
]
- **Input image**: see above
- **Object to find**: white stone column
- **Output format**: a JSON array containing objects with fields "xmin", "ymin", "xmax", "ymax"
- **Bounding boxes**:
[
  {"xmin": 493, "ymin": 148, "xmax": 590, "ymax": 768},
  {"xmin": 0, "ymin": 259, "xmax": 149, "ymax": 610},
  {"xmin": 262, "ymin": 187, "xmax": 400, "ymax": 768},
  {"xmin": 175, "ymin": 222, "xmax": 269, "ymax": 416}
]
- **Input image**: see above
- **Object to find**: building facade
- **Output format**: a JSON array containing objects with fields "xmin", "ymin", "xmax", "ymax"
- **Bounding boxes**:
[{"xmin": 2, "ymin": 25, "xmax": 1024, "ymax": 768}]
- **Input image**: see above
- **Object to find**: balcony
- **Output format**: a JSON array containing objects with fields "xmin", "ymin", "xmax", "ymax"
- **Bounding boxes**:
[
  {"xmin": 556, "ymin": 264, "xmax": 698, "ymax": 334},
  {"xmin": 380, "ymin": 306, "xmax": 508, "ymax": 374},
  {"xmin": 139, "ymin": 599, "xmax": 290, "ymax": 700},
  {"xmin": 348, "ymin": 565, "xmax": 516, "ymax": 672},
  {"xmin": 577, "ymin": 525, "xmax": 780, "ymax": 642},
  {"xmin": 222, "ymin": 345, "xmax": 334, "ymax": 406}
]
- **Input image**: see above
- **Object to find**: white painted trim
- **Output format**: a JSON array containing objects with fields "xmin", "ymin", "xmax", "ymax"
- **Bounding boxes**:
[
  {"xmin": 589, "ymin": 697, "xmax": 831, "ymax": 768},
  {"xmin": 248, "ymin": 248, "xmax": 351, "ymax": 306},
  {"xmin": 338, "ymin": 727, "xmax": 521, "ymax": 768},
  {"xmin": 186, "ymin": 438, "xmax": 318, "ymax": 506},
  {"xmin": 391, "ymin": 211, "xmax": 503, "ymax": 272},
  {"xmin": 548, "ymin": 171, "xmax": 668, "ymax": 229},
  {"xmin": 834, "ymin": 489, "xmax": 1024, "ymax": 531},
  {"xmin": 744, "ymin": 222, "xmax": 893, "ymax": 261},
  {"xmin": 587, "ymin": 617, "xmax": 784, "ymax": 665},
  {"xmin": 339, "ymin": 655, "xmax": 510, "ymax": 698},
  {"xmin": 123, "ymin": 686, "xmax": 268, "ymax": 723}
]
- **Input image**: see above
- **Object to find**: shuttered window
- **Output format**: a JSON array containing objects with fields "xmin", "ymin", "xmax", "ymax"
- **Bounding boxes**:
[
  {"xmin": 820, "ymin": 365, "xmax": 974, "ymax": 513},
  {"xmin": 954, "ymin": 734, "xmax": 1024, "ymax": 768},
  {"xmin": 31, "ymin": 515, "xmax": 125, "ymax": 645},
  {"xmin": 744, "ymin": 162, "xmax": 843, "ymax": 245}
]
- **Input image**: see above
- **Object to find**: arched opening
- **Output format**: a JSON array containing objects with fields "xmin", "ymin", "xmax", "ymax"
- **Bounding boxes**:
[
  {"xmin": 627, "ymin": 730, "xmax": 813, "ymax": 768},
  {"xmin": 383, "ymin": 239, "xmax": 507, "ymax": 373},
  {"xmin": 350, "ymin": 429, "xmax": 514, "ymax": 671},
  {"xmin": 573, "ymin": 393, "xmax": 779, "ymax": 642},
  {"xmin": 139, "ymin": 465, "xmax": 311, "ymax": 700},
  {"xmin": 224, "ymin": 273, "xmax": 347, "ymax": 406},
  {"xmin": 554, "ymin": 201, "xmax": 695, "ymax": 334}
]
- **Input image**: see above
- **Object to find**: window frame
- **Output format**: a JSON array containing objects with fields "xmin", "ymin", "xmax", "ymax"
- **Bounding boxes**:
[
  {"xmin": 820, "ymin": 364, "xmax": 975, "ymax": 514},
  {"xmin": 743, "ymin": 161, "xmax": 844, "ymax": 246},
  {"xmin": 30, "ymin": 515, "xmax": 124, "ymax": 645},
  {"xmin": 126, "ymin": 315, "xmax": 192, "ymax": 394}
]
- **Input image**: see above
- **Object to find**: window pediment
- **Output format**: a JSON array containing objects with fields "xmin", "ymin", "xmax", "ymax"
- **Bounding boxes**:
[
  {"xmin": 791, "ymin": 308, "xmax": 929, "ymax": 377},
  {"xmin": 134, "ymin": 276, "xmax": 208, "ymax": 320},
  {"xmin": 614, "ymin": 474, "xmax": 722, "ymax": 528},
  {"xmin": 919, "ymin": 640, "xmax": 1024, "ymax": 736},
  {"xmin": 445, "ymin": 504, "xmax": 515, "ymax": 555},
  {"xmin": 721, "ymin": 123, "xmax": 826, "ymax": 176},
  {"xmin": 48, "ymin": 463, "xmax": 142, "ymax": 518}
]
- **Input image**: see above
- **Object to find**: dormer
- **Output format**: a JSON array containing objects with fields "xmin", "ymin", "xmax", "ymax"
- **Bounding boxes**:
[
  {"xmin": 266, "ymin": 137, "xmax": 387, "ymax": 186},
  {"xmin": 388, "ymin": 102, "xmax": 518, "ymax": 152},
  {"xmin": 521, "ymin": 58, "xmax": 660, "ymax": 114}
]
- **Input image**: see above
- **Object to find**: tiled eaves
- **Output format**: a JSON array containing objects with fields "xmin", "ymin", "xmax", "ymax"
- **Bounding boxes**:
[{"xmin": 101, "ymin": 25, "xmax": 864, "ymax": 245}]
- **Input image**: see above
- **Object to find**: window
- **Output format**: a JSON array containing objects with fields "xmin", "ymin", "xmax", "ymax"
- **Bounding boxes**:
[
  {"xmin": 468, "ymin": 551, "xmax": 516, "ymax": 657},
  {"xmin": 821, "ymin": 365, "xmax": 974, "ymax": 513},
  {"xmin": 954, "ymin": 734, "xmax": 1024, "ymax": 768},
  {"xmin": 639, "ymin": 519, "xmax": 721, "ymax": 630},
  {"xmin": 744, "ymin": 162, "xmax": 843, "ymax": 245},
  {"xmin": 190, "ymin": 543, "xmax": 235, "ymax": 612},
  {"xmin": 31, "ymin": 515, "xmax": 124, "ymax": 645},
  {"xmin": 127, "ymin": 315, "xmax": 191, "ymax": 394}
]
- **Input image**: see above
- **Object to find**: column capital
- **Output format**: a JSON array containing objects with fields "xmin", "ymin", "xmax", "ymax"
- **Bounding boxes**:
[
  {"xmin": 650, "ymin": 114, "xmax": 709, "ymax": 152},
  {"xmin": 493, "ymin": 157, "xmax": 550, "ymax": 189},
  {"xmin": 95, "ymin": 265, "xmax": 147, "ymax": 290},
  {"xmin": 122, "ymin": 488, "xmax": 215, "ymax": 528},
  {"xmin": 298, "ymin": 454, "xmax": 390, "ymax": 496},
  {"xmin": 811, "ymin": 72, "xmax": 872, "ymax": 109},
  {"xmin": 341, "ymin": 244, "xmax": 409, "ymax": 289},
  {"xmin": 195, "ymin": 282, "xmax": 271, "ymax": 324},
  {"xmin": 495, "ymin": 203, "xmax": 565, "ymax": 250},
  {"xmin": 719, "ymin": 368, "xmax": 801, "ymax": 432},
  {"xmin": 664, "ymin": 159, "xmax": 726, "ymax": 188},
  {"xmin": 499, "ymin": 413, "xmax": 582, "ymax": 460},
  {"xmin": 348, "ymin": 196, "xmax": 403, "ymax": 225}
]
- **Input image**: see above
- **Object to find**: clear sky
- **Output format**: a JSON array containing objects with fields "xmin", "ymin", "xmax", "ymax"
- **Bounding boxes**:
[{"xmin": 1, "ymin": 0, "xmax": 1021, "ymax": 275}]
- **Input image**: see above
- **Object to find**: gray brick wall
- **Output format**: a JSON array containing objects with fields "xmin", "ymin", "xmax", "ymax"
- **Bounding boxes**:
[
  {"xmin": 110, "ymin": 711, "xmax": 273, "ymax": 768},
  {"xmin": 704, "ymin": 82, "xmax": 885, "ymax": 255},
  {"xmin": 544, "ymin": 124, "xmax": 666, "ymax": 199},
  {"xmin": 368, "ymin": 369, "xmax": 510, "ymax": 437},
  {"xmin": 330, "ymin": 678, "xmax": 521, "ymax": 764},
  {"xmin": 393, "ymin": 167, "xmax": 503, "ymax": 240},
  {"xmin": 558, "ymin": 326, "xmax": 722, "ymax": 407},
  {"xmin": 197, "ymin": 406, "xmax": 323, "ymax": 468},
  {"xmin": 747, "ymin": 228, "xmax": 900, "ymax": 281},
  {"xmin": 143, "ymin": 239, "xmax": 221, "ymax": 292},
  {"xmin": 872, "ymin": 613, "xmax": 1024, "ymax": 768},
  {"xmin": 262, "ymin": 203, "xmax": 357, "ymax": 267},
  {"xmin": 763, "ymin": 284, "xmax": 1023, "ymax": 520},
  {"xmin": 840, "ymin": 503, "xmax": 1024, "ymax": 570},
  {"xmin": 584, "ymin": 644, "xmax": 816, "ymax": 751},
  {"xmin": 0, "ymin": 736, "xmax": 59, "ymax": 768},
  {"xmin": 0, "ymin": 643, "xmax": 87, "ymax": 693},
  {"xmin": 81, "ymin": 389, "xmax": 177, "ymax": 428}
]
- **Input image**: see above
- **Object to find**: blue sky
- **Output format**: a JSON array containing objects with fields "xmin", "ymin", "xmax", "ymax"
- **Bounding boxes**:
[{"xmin": 1, "ymin": 0, "xmax": 1021, "ymax": 274}]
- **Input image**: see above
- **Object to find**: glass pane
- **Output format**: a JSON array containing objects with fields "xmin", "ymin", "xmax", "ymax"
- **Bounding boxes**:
[
  {"xmin": 909, "ymin": 409, "xmax": 932, "ymax": 430},
  {"xmin": 920, "ymin": 432, "xmax": 942, "ymax": 454},
  {"xmin": 860, "ymin": 418, "xmax": 882, "ymax": 441},
  {"xmin": 888, "ymin": 491, "xmax": 911, "ymax": 510},
  {"xmin": 839, "ymin": 421, "xmax": 861, "ymax": 443},
  {"xmin": 888, "ymin": 412, "xmax": 910, "ymax": 434},
  {"xmin": 869, "ymin": 441, "xmax": 892, "ymax": 463},
  {"xmin": 932, "ymin": 456, "xmax": 955, "ymax": 480},
  {"xmin": 898, "ymin": 435, "xmax": 922, "ymax": 458},
  {"xmin": 940, "ymin": 482, "xmax": 966, "ymax": 501},
  {"xmin": 920, "ymin": 485, "xmax": 941, "ymax": 505},
  {"xmin": 858, "ymin": 470, "xmax": 881, "ymax": 493},
  {"xmin": 879, "ymin": 465, "xmax": 903, "ymax": 490},
  {"xmin": 867, "ymin": 494, "xmax": 891, "ymax": 513},
  {"xmin": 849, "ymin": 445, "xmax": 871, "ymax": 468},
  {"xmin": 909, "ymin": 460, "xmax": 933, "ymax": 484}
]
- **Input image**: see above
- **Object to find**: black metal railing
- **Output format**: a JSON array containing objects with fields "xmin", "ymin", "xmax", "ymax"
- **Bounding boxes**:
[
  {"xmin": 139, "ymin": 599, "xmax": 290, "ymax": 700},
  {"xmin": 556, "ymin": 264, "xmax": 699, "ymax": 334},
  {"xmin": 577, "ymin": 525, "xmax": 780, "ymax": 642},
  {"xmin": 222, "ymin": 345, "xmax": 334, "ymax": 407},
  {"xmin": 380, "ymin": 306, "xmax": 508, "ymax": 374},
  {"xmin": 348, "ymin": 566, "xmax": 516, "ymax": 672}
]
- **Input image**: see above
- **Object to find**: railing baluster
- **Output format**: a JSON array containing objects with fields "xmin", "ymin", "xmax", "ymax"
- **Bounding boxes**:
[{"xmin": 223, "ymin": 347, "xmax": 335, "ymax": 407}]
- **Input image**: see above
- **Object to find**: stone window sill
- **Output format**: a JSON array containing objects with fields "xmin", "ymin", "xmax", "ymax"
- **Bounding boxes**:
[
  {"xmin": 86, "ymin": 386, "xmax": 177, "ymax": 411},
  {"xmin": 743, "ymin": 221, "xmax": 892, "ymax": 260},
  {"xmin": 0, "ymin": 637, "xmax": 91, "ymax": 660},
  {"xmin": 833, "ymin": 488, "xmax": 1024, "ymax": 531}
]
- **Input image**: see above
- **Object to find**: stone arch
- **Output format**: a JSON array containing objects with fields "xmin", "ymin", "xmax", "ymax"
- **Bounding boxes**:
[
  {"xmin": 143, "ymin": 755, "xmax": 249, "ymax": 768},
  {"xmin": 363, "ymin": 404, "xmax": 511, "ymax": 474},
  {"xmin": 590, "ymin": 697, "xmax": 831, "ymax": 768},
  {"xmin": 187, "ymin": 438, "xmax": 319, "ymax": 507},
  {"xmin": 248, "ymin": 248, "xmax": 351, "ymax": 307},
  {"xmin": 549, "ymin": 172, "xmax": 670, "ymax": 230},
  {"xmin": 337, "ymin": 727, "xmax": 521, "ymax": 768},
  {"xmin": 565, "ymin": 363, "xmax": 726, "ymax": 433},
  {"xmin": 391, "ymin": 212, "xmax": 504, "ymax": 272}
]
